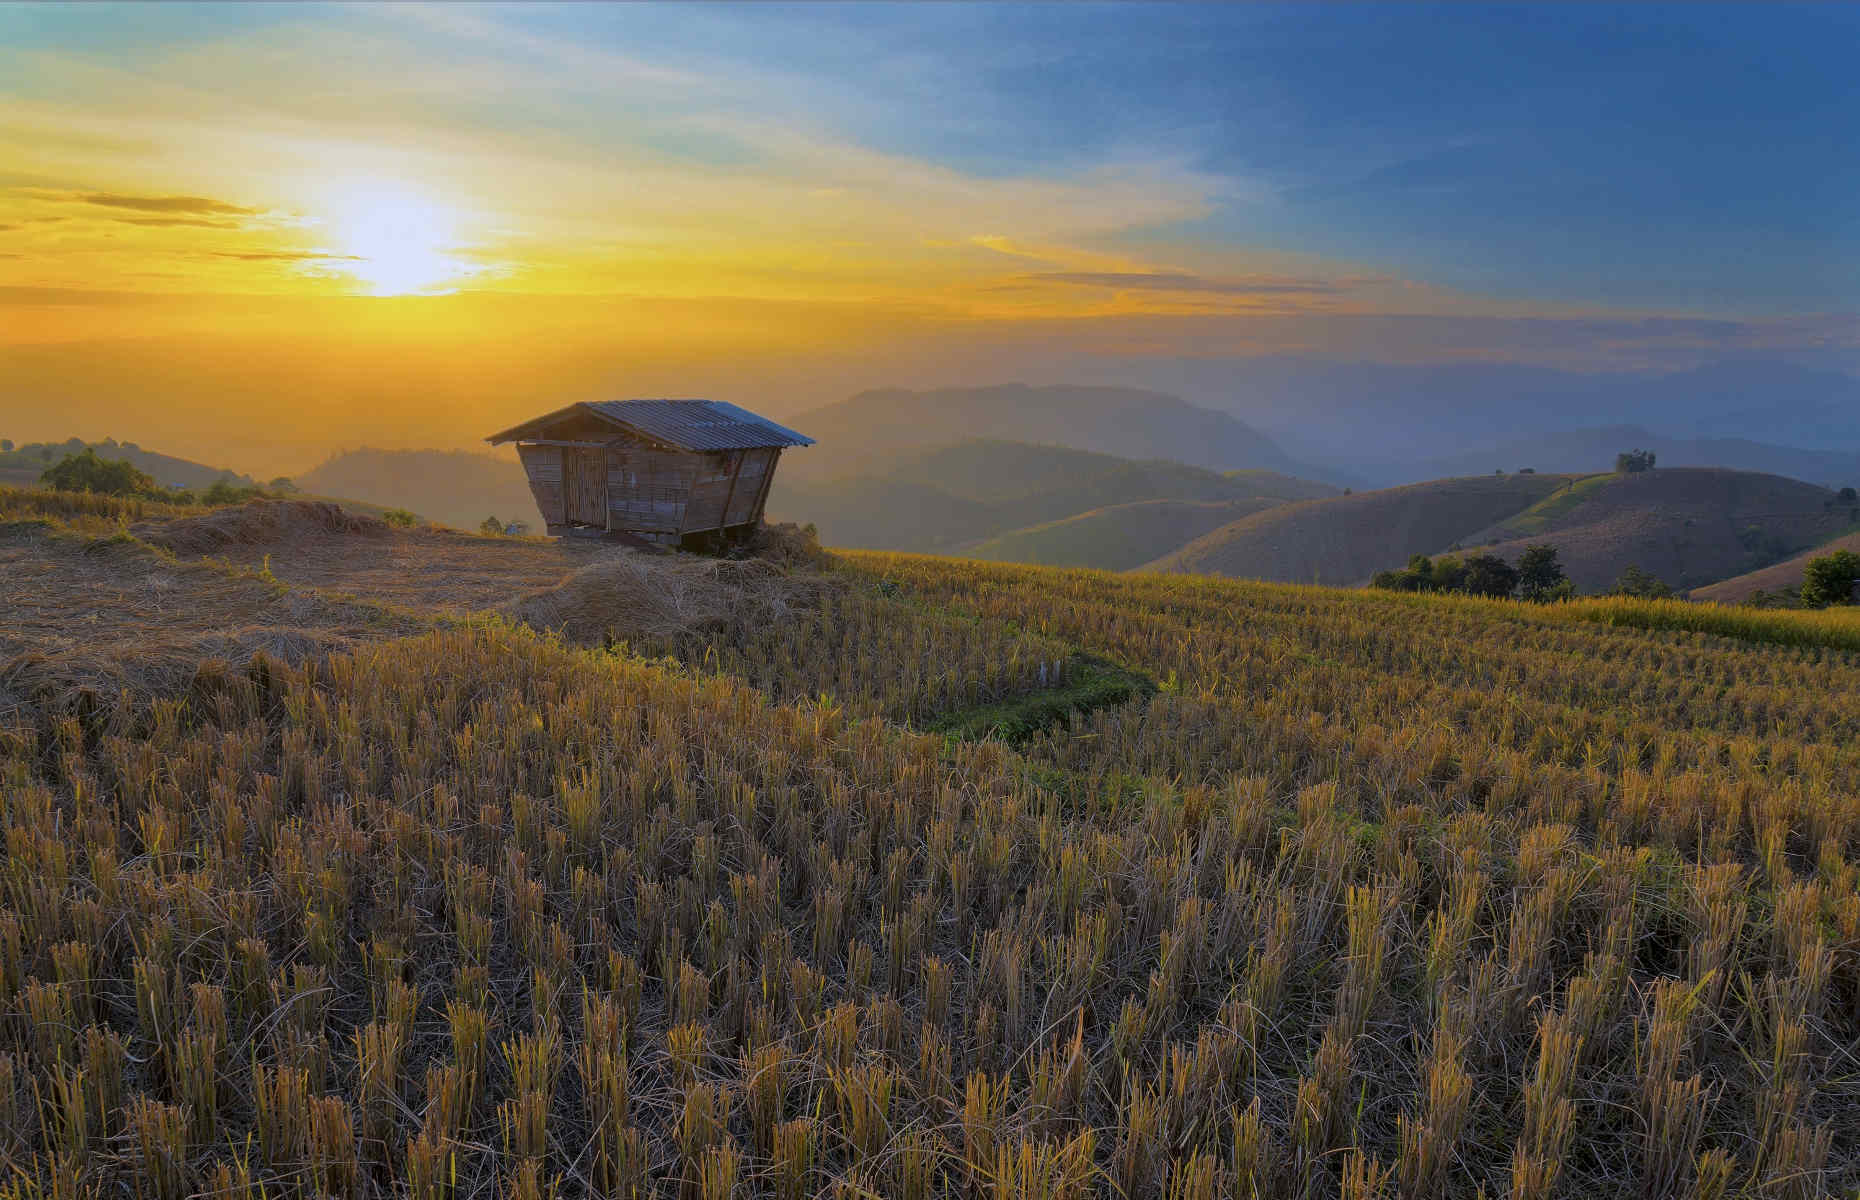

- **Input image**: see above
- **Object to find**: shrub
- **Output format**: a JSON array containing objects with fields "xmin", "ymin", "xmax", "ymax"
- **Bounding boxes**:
[
  {"xmin": 1799, "ymin": 549, "xmax": 1860, "ymax": 607},
  {"xmin": 382, "ymin": 508, "xmax": 420, "ymax": 528},
  {"xmin": 1610, "ymin": 565, "xmax": 1673, "ymax": 599},
  {"xmin": 203, "ymin": 477, "xmax": 273, "ymax": 506},
  {"xmin": 1615, "ymin": 448, "xmax": 1656, "ymax": 473},
  {"xmin": 40, "ymin": 448, "xmax": 158, "ymax": 496},
  {"xmin": 480, "ymin": 515, "xmax": 506, "ymax": 536}
]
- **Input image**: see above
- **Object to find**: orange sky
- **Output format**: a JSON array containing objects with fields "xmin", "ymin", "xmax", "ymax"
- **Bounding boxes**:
[{"xmin": 3, "ymin": 4, "xmax": 1852, "ymax": 476}]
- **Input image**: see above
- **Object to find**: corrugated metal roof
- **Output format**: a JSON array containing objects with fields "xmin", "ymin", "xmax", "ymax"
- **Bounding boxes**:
[
  {"xmin": 587, "ymin": 399, "xmax": 814, "ymax": 451},
  {"xmin": 486, "ymin": 399, "xmax": 814, "ymax": 450}
]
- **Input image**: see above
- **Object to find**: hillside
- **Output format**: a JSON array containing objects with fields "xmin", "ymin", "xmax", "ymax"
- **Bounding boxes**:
[
  {"xmin": 1145, "ymin": 473, "xmax": 1571, "ymax": 583},
  {"xmin": 1461, "ymin": 467, "xmax": 1847, "ymax": 592},
  {"xmin": 769, "ymin": 439, "xmax": 1336, "ymax": 553},
  {"xmin": 7, "ymin": 483, "xmax": 1858, "ymax": 1196},
  {"xmin": 1691, "ymin": 525, "xmax": 1860, "ymax": 604},
  {"xmin": 298, "ymin": 447, "xmax": 542, "ymax": 529},
  {"xmin": 786, "ymin": 383, "xmax": 1319, "ymax": 477},
  {"xmin": 966, "ymin": 497, "xmax": 1284, "ymax": 569},
  {"xmin": 0, "ymin": 435, "xmax": 256, "ymax": 489}
]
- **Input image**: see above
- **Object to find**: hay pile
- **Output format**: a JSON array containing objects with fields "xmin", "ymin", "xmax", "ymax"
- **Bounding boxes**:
[
  {"xmin": 136, "ymin": 499, "xmax": 387, "ymax": 554},
  {"xmin": 502, "ymin": 551, "xmax": 826, "ymax": 646},
  {"xmin": 737, "ymin": 520, "xmax": 835, "ymax": 570}
]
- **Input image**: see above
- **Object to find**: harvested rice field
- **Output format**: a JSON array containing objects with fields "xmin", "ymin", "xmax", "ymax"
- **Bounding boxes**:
[{"xmin": 1, "ymin": 485, "xmax": 1857, "ymax": 1199}]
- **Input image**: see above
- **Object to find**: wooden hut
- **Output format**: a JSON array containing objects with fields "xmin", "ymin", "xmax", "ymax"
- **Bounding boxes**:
[{"xmin": 487, "ymin": 399, "xmax": 813, "ymax": 545}]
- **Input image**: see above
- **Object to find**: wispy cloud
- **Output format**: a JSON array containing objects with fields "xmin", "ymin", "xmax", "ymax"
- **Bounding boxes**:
[
  {"xmin": 210, "ymin": 250, "xmax": 361, "ymax": 262},
  {"xmin": 76, "ymin": 192, "xmax": 254, "ymax": 215},
  {"xmin": 110, "ymin": 215, "xmax": 242, "ymax": 228},
  {"xmin": 1032, "ymin": 271, "xmax": 1352, "ymax": 296}
]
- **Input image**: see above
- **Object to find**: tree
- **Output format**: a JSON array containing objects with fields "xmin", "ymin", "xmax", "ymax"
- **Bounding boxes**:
[
  {"xmin": 479, "ymin": 515, "xmax": 506, "ymax": 536},
  {"xmin": 1800, "ymin": 550, "xmax": 1860, "ymax": 607},
  {"xmin": 1518, "ymin": 467, "xmax": 1536, "ymax": 474},
  {"xmin": 1839, "ymin": 486, "xmax": 1857, "ymax": 504},
  {"xmin": 1610, "ymin": 565, "xmax": 1673, "ymax": 599},
  {"xmin": 1459, "ymin": 553, "xmax": 1518, "ymax": 598},
  {"xmin": 39, "ymin": 448, "xmax": 156, "ymax": 496},
  {"xmin": 1515, "ymin": 544, "xmax": 1567, "ymax": 601},
  {"xmin": 1615, "ymin": 448, "xmax": 1656, "ymax": 473},
  {"xmin": 0, "ymin": 439, "xmax": 12, "ymax": 454},
  {"xmin": 268, "ymin": 476, "xmax": 297, "ymax": 494}
]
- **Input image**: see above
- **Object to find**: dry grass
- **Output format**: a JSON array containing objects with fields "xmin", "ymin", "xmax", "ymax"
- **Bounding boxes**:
[
  {"xmin": 133, "ymin": 498, "xmax": 390, "ymax": 554},
  {"xmin": 2, "ymin": 512, "xmax": 1856, "ymax": 1196},
  {"xmin": 0, "ymin": 521, "xmax": 421, "ymax": 723}
]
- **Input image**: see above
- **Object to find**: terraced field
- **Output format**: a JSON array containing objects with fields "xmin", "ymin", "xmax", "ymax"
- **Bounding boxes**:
[{"xmin": 1, "ymin": 488, "xmax": 1855, "ymax": 1198}]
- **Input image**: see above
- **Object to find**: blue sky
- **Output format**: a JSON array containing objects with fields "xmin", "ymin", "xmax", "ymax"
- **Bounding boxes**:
[{"xmin": 472, "ymin": 1, "xmax": 1860, "ymax": 313}]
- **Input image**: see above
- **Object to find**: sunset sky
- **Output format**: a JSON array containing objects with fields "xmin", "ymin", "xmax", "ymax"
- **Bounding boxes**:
[{"xmin": 2, "ymin": 2, "xmax": 1856, "ymax": 472}]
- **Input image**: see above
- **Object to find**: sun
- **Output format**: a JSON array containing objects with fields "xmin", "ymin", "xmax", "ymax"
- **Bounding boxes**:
[{"xmin": 324, "ymin": 181, "xmax": 476, "ymax": 296}]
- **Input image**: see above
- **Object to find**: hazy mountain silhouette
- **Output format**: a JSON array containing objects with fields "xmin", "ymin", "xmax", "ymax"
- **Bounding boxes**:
[
  {"xmin": 1097, "ymin": 357, "xmax": 1860, "ymax": 472},
  {"xmin": 785, "ymin": 384, "xmax": 1332, "ymax": 481}
]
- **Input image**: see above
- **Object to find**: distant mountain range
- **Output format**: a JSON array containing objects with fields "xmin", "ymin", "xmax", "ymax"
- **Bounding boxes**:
[
  {"xmin": 785, "ymin": 384, "xmax": 1334, "ymax": 482},
  {"xmin": 1091, "ymin": 357, "xmax": 1860, "ymax": 477}
]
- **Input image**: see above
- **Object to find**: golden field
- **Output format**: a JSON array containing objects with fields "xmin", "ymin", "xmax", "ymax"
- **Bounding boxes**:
[{"xmin": 0, "ymin": 491, "xmax": 1854, "ymax": 1198}]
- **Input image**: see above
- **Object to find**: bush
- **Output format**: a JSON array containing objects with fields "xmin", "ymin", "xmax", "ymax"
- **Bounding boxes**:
[
  {"xmin": 1799, "ymin": 549, "xmax": 1860, "ymax": 607},
  {"xmin": 1515, "ymin": 544, "xmax": 1567, "ymax": 601},
  {"xmin": 480, "ymin": 515, "xmax": 506, "ymax": 536},
  {"xmin": 204, "ymin": 478, "xmax": 266, "ymax": 506},
  {"xmin": 1615, "ymin": 448, "xmax": 1656, "ymax": 473},
  {"xmin": 382, "ymin": 508, "xmax": 419, "ymax": 528},
  {"xmin": 1459, "ymin": 552, "xmax": 1518, "ymax": 598},
  {"xmin": 1610, "ymin": 564, "xmax": 1674, "ymax": 599},
  {"xmin": 40, "ymin": 448, "xmax": 157, "ymax": 496}
]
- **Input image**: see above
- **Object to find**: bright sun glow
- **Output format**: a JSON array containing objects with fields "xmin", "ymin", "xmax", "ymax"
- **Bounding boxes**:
[{"xmin": 323, "ymin": 181, "xmax": 476, "ymax": 296}]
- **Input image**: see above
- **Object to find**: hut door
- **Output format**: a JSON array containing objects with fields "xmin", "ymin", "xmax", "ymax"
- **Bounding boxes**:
[{"xmin": 565, "ymin": 447, "xmax": 607, "ymax": 526}]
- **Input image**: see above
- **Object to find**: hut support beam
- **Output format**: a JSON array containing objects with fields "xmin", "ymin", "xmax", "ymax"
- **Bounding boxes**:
[
  {"xmin": 748, "ymin": 449, "xmax": 778, "ymax": 526},
  {"xmin": 718, "ymin": 453, "xmax": 744, "ymax": 532}
]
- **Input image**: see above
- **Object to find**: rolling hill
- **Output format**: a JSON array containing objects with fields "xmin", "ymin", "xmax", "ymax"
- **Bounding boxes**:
[
  {"xmin": 965, "ymin": 497, "xmax": 1286, "ymax": 569},
  {"xmin": 297, "ymin": 447, "xmax": 543, "ymax": 529},
  {"xmin": 1401, "ymin": 426, "xmax": 1860, "ymax": 489},
  {"xmin": 768, "ymin": 439, "xmax": 1336, "ymax": 553},
  {"xmin": 1144, "ymin": 473, "xmax": 1573, "ymax": 584},
  {"xmin": 1460, "ymin": 468, "xmax": 1849, "ymax": 592},
  {"xmin": 785, "ymin": 383, "xmax": 1322, "ymax": 478}
]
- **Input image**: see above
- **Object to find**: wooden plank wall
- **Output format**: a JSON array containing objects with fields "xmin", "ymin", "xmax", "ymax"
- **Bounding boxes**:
[
  {"xmin": 515, "ymin": 443, "xmax": 566, "ymax": 525},
  {"xmin": 606, "ymin": 445, "xmax": 693, "ymax": 534},
  {"xmin": 680, "ymin": 451, "xmax": 742, "ymax": 534}
]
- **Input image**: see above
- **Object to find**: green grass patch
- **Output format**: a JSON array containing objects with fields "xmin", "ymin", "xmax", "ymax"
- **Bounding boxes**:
[
  {"xmin": 926, "ymin": 650, "xmax": 1158, "ymax": 744},
  {"xmin": 1497, "ymin": 472, "xmax": 1618, "ymax": 537}
]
